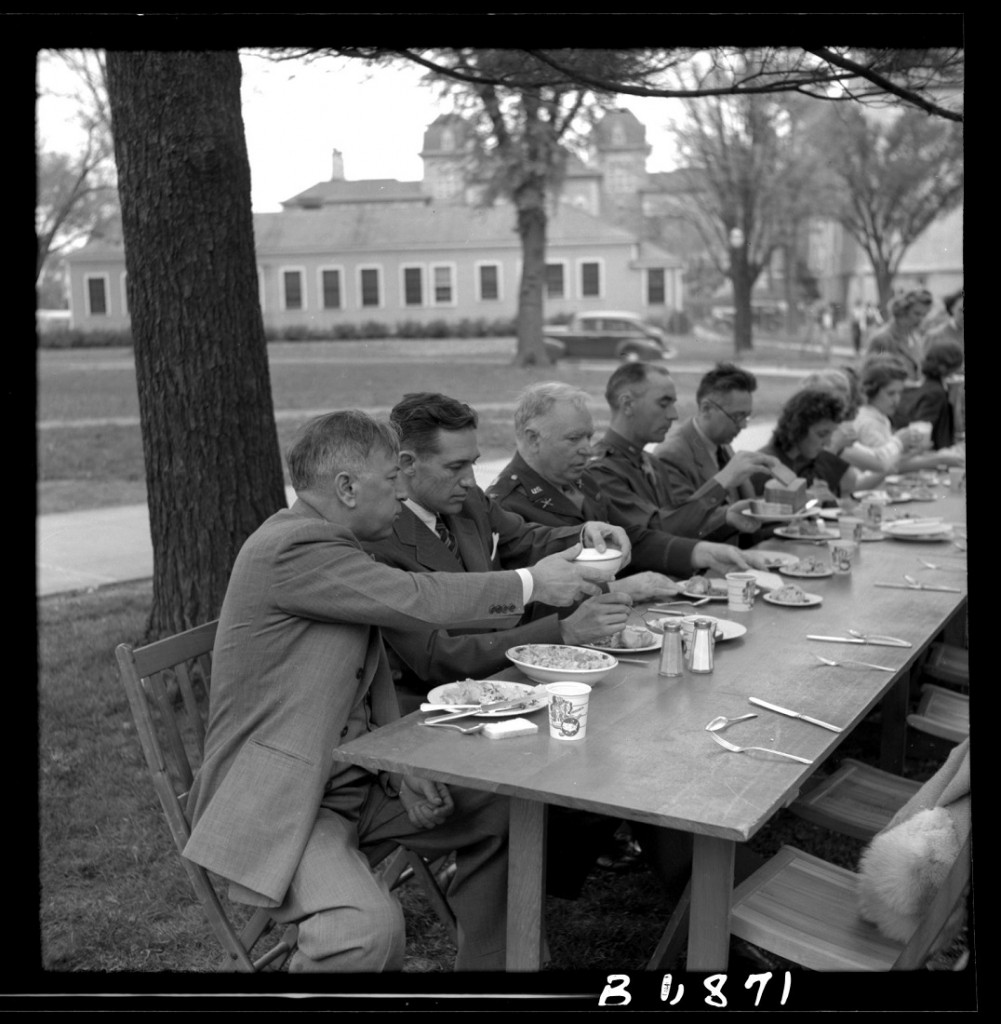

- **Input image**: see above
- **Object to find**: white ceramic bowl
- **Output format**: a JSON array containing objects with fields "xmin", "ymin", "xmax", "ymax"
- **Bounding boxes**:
[
  {"xmin": 505, "ymin": 643, "xmax": 618, "ymax": 685},
  {"xmin": 572, "ymin": 546, "xmax": 624, "ymax": 576}
]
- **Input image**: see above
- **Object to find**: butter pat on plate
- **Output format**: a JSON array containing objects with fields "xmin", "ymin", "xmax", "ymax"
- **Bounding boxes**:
[{"xmin": 482, "ymin": 717, "xmax": 539, "ymax": 739}]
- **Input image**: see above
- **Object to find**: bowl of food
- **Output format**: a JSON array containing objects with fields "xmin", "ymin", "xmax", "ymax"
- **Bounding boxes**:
[
  {"xmin": 572, "ymin": 545, "xmax": 624, "ymax": 576},
  {"xmin": 505, "ymin": 643, "xmax": 618, "ymax": 684}
]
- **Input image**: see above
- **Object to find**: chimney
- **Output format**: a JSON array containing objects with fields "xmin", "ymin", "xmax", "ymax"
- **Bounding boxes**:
[{"xmin": 331, "ymin": 149, "xmax": 345, "ymax": 181}]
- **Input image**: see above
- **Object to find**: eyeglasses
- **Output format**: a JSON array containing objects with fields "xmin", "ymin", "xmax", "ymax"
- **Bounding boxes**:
[{"xmin": 705, "ymin": 398, "xmax": 753, "ymax": 430}]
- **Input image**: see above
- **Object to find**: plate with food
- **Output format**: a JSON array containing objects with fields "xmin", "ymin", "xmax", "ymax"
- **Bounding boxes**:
[
  {"xmin": 747, "ymin": 552, "xmax": 800, "ymax": 570},
  {"xmin": 853, "ymin": 488, "xmax": 914, "ymax": 504},
  {"xmin": 427, "ymin": 679, "xmax": 548, "ymax": 717},
  {"xmin": 743, "ymin": 507, "xmax": 818, "ymax": 522},
  {"xmin": 907, "ymin": 486, "xmax": 940, "ymax": 501},
  {"xmin": 817, "ymin": 507, "xmax": 843, "ymax": 521},
  {"xmin": 881, "ymin": 521, "xmax": 955, "ymax": 543},
  {"xmin": 585, "ymin": 624, "xmax": 662, "ymax": 654},
  {"xmin": 675, "ymin": 576, "xmax": 731, "ymax": 600},
  {"xmin": 763, "ymin": 585, "xmax": 823, "ymax": 607},
  {"xmin": 505, "ymin": 643, "xmax": 618, "ymax": 685},
  {"xmin": 777, "ymin": 556, "xmax": 833, "ymax": 579},
  {"xmin": 773, "ymin": 522, "xmax": 840, "ymax": 541},
  {"xmin": 665, "ymin": 615, "xmax": 747, "ymax": 643}
]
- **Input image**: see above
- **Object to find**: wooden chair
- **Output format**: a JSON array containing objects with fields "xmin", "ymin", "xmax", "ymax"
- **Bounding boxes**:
[
  {"xmin": 116, "ymin": 620, "xmax": 456, "ymax": 972},
  {"xmin": 907, "ymin": 683, "xmax": 970, "ymax": 743},
  {"xmin": 728, "ymin": 835, "xmax": 971, "ymax": 970},
  {"xmin": 788, "ymin": 758, "xmax": 922, "ymax": 841}
]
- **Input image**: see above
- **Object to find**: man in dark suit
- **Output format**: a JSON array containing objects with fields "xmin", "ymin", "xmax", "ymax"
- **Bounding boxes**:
[
  {"xmin": 652, "ymin": 362, "xmax": 780, "ymax": 545},
  {"xmin": 363, "ymin": 392, "xmax": 669, "ymax": 713},
  {"xmin": 184, "ymin": 410, "xmax": 612, "ymax": 972}
]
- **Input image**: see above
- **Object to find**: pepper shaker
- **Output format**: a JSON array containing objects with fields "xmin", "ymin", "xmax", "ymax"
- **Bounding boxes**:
[
  {"xmin": 687, "ymin": 618, "xmax": 715, "ymax": 674},
  {"xmin": 658, "ymin": 621, "xmax": 684, "ymax": 677}
]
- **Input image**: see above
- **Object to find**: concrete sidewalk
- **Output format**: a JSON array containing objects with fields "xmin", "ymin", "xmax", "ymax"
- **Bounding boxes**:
[{"xmin": 36, "ymin": 422, "xmax": 776, "ymax": 598}]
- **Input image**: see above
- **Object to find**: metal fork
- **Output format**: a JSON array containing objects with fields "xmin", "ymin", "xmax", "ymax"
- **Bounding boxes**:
[
  {"xmin": 424, "ymin": 720, "xmax": 485, "ymax": 734},
  {"xmin": 917, "ymin": 558, "xmax": 966, "ymax": 572},
  {"xmin": 707, "ymin": 730, "xmax": 813, "ymax": 764},
  {"xmin": 813, "ymin": 654, "xmax": 895, "ymax": 673}
]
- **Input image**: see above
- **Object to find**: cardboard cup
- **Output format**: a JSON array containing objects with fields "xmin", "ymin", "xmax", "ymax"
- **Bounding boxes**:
[
  {"xmin": 910, "ymin": 421, "xmax": 933, "ymax": 450},
  {"xmin": 827, "ymin": 539, "xmax": 858, "ymax": 574},
  {"xmin": 839, "ymin": 516, "xmax": 864, "ymax": 543},
  {"xmin": 948, "ymin": 467, "xmax": 966, "ymax": 492},
  {"xmin": 725, "ymin": 572, "xmax": 757, "ymax": 611},
  {"xmin": 545, "ymin": 682, "xmax": 591, "ymax": 741}
]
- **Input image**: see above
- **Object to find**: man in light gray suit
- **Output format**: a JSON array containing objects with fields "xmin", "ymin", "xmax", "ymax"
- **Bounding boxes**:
[{"xmin": 182, "ymin": 410, "xmax": 612, "ymax": 972}]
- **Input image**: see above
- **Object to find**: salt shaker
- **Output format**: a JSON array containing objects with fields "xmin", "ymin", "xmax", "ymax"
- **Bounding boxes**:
[
  {"xmin": 658, "ymin": 621, "xmax": 684, "ymax": 677},
  {"xmin": 687, "ymin": 618, "xmax": 715, "ymax": 674}
]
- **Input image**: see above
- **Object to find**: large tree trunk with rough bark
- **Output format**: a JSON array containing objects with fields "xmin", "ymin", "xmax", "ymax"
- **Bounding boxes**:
[
  {"xmin": 106, "ymin": 51, "xmax": 287, "ymax": 640},
  {"xmin": 729, "ymin": 247, "xmax": 754, "ymax": 354},
  {"xmin": 513, "ymin": 186, "xmax": 554, "ymax": 367}
]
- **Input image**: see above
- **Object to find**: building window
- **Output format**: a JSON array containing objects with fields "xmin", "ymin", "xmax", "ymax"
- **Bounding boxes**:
[
  {"xmin": 477, "ymin": 263, "xmax": 501, "ymax": 302},
  {"xmin": 85, "ymin": 275, "xmax": 108, "ymax": 316},
  {"xmin": 320, "ymin": 268, "xmax": 342, "ymax": 310},
  {"xmin": 646, "ymin": 268, "xmax": 666, "ymax": 305},
  {"xmin": 580, "ymin": 260, "xmax": 602, "ymax": 298},
  {"xmin": 359, "ymin": 267, "xmax": 381, "ymax": 308},
  {"xmin": 545, "ymin": 263, "xmax": 565, "ymax": 299},
  {"xmin": 402, "ymin": 266, "xmax": 424, "ymax": 306},
  {"xmin": 431, "ymin": 263, "xmax": 456, "ymax": 306},
  {"xmin": 281, "ymin": 268, "xmax": 305, "ymax": 310}
]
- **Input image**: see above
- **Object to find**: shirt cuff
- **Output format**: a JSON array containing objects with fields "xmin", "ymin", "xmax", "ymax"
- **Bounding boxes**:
[{"xmin": 516, "ymin": 568, "xmax": 534, "ymax": 604}]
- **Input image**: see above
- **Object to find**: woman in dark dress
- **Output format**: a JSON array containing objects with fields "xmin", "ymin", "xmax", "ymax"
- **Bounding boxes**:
[
  {"xmin": 892, "ymin": 339, "xmax": 965, "ymax": 451},
  {"xmin": 751, "ymin": 388, "xmax": 854, "ymax": 501}
]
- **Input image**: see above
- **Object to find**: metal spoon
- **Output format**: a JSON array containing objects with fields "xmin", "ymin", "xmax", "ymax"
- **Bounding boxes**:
[
  {"xmin": 424, "ymin": 720, "xmax": 485, "ymax": 734},
  {"xmin": 917, "ymin": 558, "xmax": 966, "ymax": 572},
  {"xmin": 707, "ymin": 730, "xmax": 813, "ymax": 764},
  {"xmin": 705, "ymin": 713, "xmax": 758, "ymax": 732}
]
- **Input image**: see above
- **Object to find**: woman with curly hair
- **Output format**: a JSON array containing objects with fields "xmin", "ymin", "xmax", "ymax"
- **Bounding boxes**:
[{"xmin": 750, "ymin": 387, "xmax": 856, "ymax": 501}]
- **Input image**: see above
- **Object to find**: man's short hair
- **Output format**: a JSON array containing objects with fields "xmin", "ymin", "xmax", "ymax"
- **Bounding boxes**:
[
  {"xmin": 860, "ymin": 355, "xmax": 910, "ymax": 400},
  {"xmin": 696, "ymin": 362, "xmax": 758, "ymax": 404},
  {"xmin": 286, "ymin": 410, "xmax": 399, "ymax": 491},
  {"xmin": 389, "ymin": 392, "xmax": 478, "ymax": 456},
  {"xmin": 514, "ymin": 382, "xmax": 591, "ymax": 438},
  {"xmin": 605, "ymin": 361, "xmax": 671, "ymax": 411}
]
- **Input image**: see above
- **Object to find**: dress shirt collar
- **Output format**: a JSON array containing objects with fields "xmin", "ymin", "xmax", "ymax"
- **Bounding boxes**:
[{"xmin": 403, "ymin": 498, "xmax": 439, "ymax": 535}]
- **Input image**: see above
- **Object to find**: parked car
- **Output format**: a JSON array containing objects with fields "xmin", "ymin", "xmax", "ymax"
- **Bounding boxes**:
[{"xmin": 543, "ymin": 311, "xmax": 676, "ymax": 362}]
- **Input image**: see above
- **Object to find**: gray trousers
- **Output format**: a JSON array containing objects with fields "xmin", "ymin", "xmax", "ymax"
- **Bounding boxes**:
[{"xmin": 270, "ymin": 778, "xmax": 509, "ymax": 972}]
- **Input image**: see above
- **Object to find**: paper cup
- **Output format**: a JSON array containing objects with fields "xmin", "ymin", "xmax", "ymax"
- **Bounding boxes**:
[
  {"xmin": 545, "ymin": 682, "xmax": 591, "ymax": 741},
  {"xmin": 839, "ymin": 516, "xmax": 864, "ymax": 543},
  {"xmin": 827, "ymin": 539, "xmax": 857, "ymax": 574},
  {"xmin": 725, "ymin": 572, "xmax": 757, "ymax": 611},
  {"xmin": 910, "ymin": 421, "xmax": 933, "ymax": 449},
  {"xmin": 948, "ymin": 467, "xmax": 966, "ymax": 492},
  {"xmin": 859, "ymin": 498, "xmax": 886, "ymax": 528}
]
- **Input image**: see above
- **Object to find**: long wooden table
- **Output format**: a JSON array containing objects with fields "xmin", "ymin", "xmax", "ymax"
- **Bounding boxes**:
[{"xmin": 331, "ymin": 491, "xmax": 967, "ymax": 971}]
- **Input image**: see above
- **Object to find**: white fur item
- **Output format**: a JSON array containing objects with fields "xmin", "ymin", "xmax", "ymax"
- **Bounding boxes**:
[{"xmin": 856, "ymin": 807, "xmax": 961, "ymax": 943}]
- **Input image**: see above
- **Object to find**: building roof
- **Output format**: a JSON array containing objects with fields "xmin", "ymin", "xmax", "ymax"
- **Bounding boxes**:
[
  {"xmin": 633, "ymin": 239, "xmax": 685, "ymax": 269},
  {"xmin": 252, "ymin": 201, "xmax": 640, "ymax": 255},
  {"xmin": 281, "ymin": 178, "xmax": 427, "ymax": 208}
]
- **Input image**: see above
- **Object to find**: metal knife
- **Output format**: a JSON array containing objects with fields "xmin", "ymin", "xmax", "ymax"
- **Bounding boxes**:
[
  {"xmin": 807, "ymin": 634, "xmax": 913, "ymax": 648},
  {"xmin": 423, "ymin": 697, "xmax": 533, "ymax": 725},
  {"xmin": 749, "ymin": 697, "xmax": 843, "ymax": 733},
  {"xmin": 874, "ymin": 582, "xmax": 963, "ymax": 593}
]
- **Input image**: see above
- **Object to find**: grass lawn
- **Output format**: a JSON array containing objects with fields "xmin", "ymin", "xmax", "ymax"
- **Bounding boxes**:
[{"xmin": 37, "ymin": 333, "xmax": 849, "ymax": 515}]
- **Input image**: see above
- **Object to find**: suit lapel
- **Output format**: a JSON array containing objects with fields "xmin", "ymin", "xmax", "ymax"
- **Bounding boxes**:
[
  {"xmin": 450, "ymin": 515, "xmax": 490, "ymax": 572},
  {"xmin": 395, "ymin": 506, "xmax": 462, "ymax": 572}
]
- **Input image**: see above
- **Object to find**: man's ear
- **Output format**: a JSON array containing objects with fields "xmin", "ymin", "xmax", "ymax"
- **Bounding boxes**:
[
  {"xmin": 398, "ymin": 449, "xmax": 418, "ymax": 476},
  {"xmin": 521, "ymin": 427, "xmax": 541, "ymax": 454},
  {"xmin": 333, "ymin": 470, "xmax": 357, "ymax": 507}
]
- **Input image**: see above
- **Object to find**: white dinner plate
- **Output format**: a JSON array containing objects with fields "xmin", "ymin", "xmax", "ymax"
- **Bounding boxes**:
[
  {"xmin": 817, "ymin": 508, "xmax": 842, "ymax": 520},
  {"xmin": 778, "ymin": 563, "xmax": 834, "ymax": 579},
  {"xmin": 853, "ymin": 489, "xmax": 914, "ymax": 504},
  {"xmin": 773, "ymin": 525, "xmax": 840, "ymax": 541},
  {"xmin": 585, "ymin": 634, "xmax": 663, "ymax": 655},
  {"xmin": 749, "ymin": 553, "xmax": 800, "ymax": 570},
  {"xmin": 763, "ymin": 590, "xmax": 823, "ymax": 608},
  {"xmin": 677, "ymin": 581, "xmax": 761, "ymax": 601},
  {"xmin": 744, "ymin": 509, "xmax": 817, "ymax": 523},
  {"xmin": 744, "ymin": 569, "xmax": 784, "ymax": 592},
  {"xmin": 881, "ymin": 521, "xmax": 955, "ymax": 542},
  {"xmin": 427, "ymin": 680, "xmax": 548, "ymax": 717},
  {"xmin": 676, "ymin": 615, "xmax": 747, "ymax": 642}
]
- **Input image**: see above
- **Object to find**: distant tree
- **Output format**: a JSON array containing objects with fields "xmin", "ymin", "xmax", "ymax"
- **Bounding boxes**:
[
  {"xmin": 35, "ymin": 50, "xmax": 119, "ymax": 283},
  {"xmin": 813, "ymin": 104, "xmax": 964, "ymax": 312},
  {"xmin": 664, "ymin": 59, "xmax": 826, "ymax": 352},
  {"xmin": 105, "ymin": 51, "xmax": 287, "ymax": 639}
]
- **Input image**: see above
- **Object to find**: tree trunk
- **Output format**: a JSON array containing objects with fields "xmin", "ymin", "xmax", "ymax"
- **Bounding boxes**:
[
  {"xmin": 729, "ymin": 249, "xmax": 754, "ymax": 353},
  {"xmin": 513, "ymin": 186, "xmax": 554, "ymax": 367},
  {"xmin": 106, "ymin": 51, "xmax": 287, "ymax": 640},
  {"xmin": 874, "ymin": 259, "xmax": 896, "ymax": 319}
]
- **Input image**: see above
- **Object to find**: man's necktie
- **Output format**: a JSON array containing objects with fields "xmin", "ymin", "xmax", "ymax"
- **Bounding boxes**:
[
  {"xmin": 717, "ymin": 445, "xmax": 731, "ymax": 469},
  {"xmin": 434, "ymin": 516, "xmax": 460, "ymax": 557}
]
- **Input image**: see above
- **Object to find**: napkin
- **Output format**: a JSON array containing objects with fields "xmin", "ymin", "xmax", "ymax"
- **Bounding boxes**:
[{"xmin": 745, "ymin": 569, "xmax": 784, "ymax": 592}]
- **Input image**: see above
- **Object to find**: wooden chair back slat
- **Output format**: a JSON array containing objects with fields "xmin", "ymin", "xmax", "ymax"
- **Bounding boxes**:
[{"xmin": 173, "ymin": 660, "xmax": 207, "ymax": 755}]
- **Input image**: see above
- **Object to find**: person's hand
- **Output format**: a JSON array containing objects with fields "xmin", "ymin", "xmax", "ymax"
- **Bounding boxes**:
[
  {"xmin": 528, "ymin": 545, "xmax": 612, "ymax": 606},
  {"xmin": 400, "ymin": 776, "xmax": 454, "ymax": 830},
  {"xmin": 829, "ymin": 423, "xmax": 858, "ymax": 454},
  {"xmin": 608, "ymin": 571, "xmax": 682, "ymax": 603},
  {"xmin": 725, "ymin": 499, "xmax": 761, "ymax": 534},
  {"xmin": 806, "ymin": 480, "xmax": 837, "ymax": 505},
  {"xmin": 741, "ymin": 548, "xmax": 789, "ymax": 571},
  {"xmin": 580, "ymin": 522, "xmax": 632, "ymax": 570},
  {"xmin": 895, "ymin": 426, "xmax": 924, "ymax": 452},
  {"xmin": 716, "ymin": 450, "xmax": 781, "ymax": 491},
  {"xmin": 559, "ymin": 591, "xmax": 633, "ymax": 645},
  {"xmin": 690, "ymin": 541, "xmax": 749, "ymax": 574}
]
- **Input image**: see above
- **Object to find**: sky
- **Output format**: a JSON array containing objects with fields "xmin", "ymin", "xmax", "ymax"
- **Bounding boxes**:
[{"xmin": 37, "ymin": 50, "xmax": 684, "ymax": 214}]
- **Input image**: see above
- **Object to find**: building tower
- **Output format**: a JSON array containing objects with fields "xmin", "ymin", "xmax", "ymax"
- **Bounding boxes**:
[
  {"xmin": 590, "ymin": 108, "xmax": 651, "ymax": 233},
  {"xmin": 420, "ymin": 114, "xmax": 474, "ymax": 203}
]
